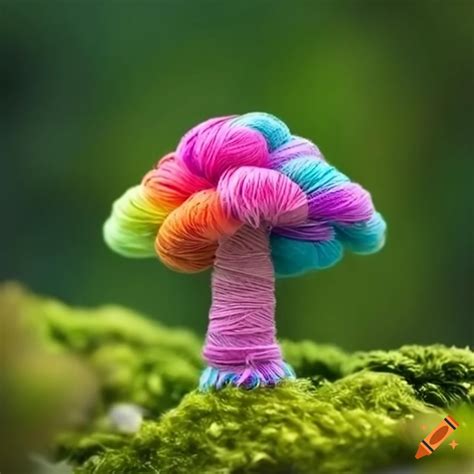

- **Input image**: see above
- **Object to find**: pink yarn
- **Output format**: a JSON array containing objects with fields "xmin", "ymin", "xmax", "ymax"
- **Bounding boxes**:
[
  {"xmin": 218, "ymin": 167, "xmax": 308, "ymax": 228},
  {"xmin": 203, "ymin": 224, "xmax": 287, "ymax": 386},
  {"xmin": 201, "ymin": 168, "xmax": 309, "ymax": 386},
  {"xmin": 177, "ymin": 117, "xmax": 269, "ymax": 183}
]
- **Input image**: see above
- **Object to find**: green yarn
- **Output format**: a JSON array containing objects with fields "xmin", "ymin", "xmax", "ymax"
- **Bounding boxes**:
[{"xmin": 4, "ymin": 284, "xmax": 473, "ymax": 473}]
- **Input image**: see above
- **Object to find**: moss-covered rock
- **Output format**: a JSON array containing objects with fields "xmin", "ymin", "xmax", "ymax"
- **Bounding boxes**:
[
  {"xmin": 57, "ymin": 375, "xmax": 473, "ymax": 474},
  {"xmin": 59, "ymin": 376, "xmax": 419, "ymax": 473},
  {"xmin": 2, "ymin": 283, "xmax": 473, "ymax": 473}
]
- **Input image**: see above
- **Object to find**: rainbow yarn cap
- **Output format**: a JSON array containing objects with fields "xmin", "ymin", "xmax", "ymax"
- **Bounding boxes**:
[{"xmin": 104, "ymin": 112, "xmax": 386, "ymax": 390}]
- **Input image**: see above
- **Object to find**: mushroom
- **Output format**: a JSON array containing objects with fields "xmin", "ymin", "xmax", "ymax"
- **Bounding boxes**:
[{"xmin": 104, "ymin": 112, "xmax": 386, "ymax": 390}]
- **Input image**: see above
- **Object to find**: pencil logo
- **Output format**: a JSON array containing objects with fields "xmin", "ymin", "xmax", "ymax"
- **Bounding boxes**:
[{"xmin": 415, "ymin": 415, "xmax": 459, "ymax": 459}]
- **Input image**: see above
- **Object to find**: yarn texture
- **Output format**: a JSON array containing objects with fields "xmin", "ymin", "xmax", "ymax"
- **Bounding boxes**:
[{"xmin": 104, "ymin": 112, "xmax": 387, "ymax": 388}]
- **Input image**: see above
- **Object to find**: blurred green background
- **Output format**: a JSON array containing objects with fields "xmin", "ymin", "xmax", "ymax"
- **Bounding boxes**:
[{"xmin": 1, "ymin": 1, "xmax": 472, "ymax": 351}]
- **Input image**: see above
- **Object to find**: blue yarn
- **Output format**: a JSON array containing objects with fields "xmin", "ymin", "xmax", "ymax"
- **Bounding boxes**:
[
  {"xmin": 271, "ymin": 235, "xmax": 344, "ymax": 278},
  {"xmin": 199, "ymin": 363, "xmax": 296, "ymax": 390},
  {"xmin": 336, "ymin": 213, "xmax": 387, "ymax": 254},
  {"xmin": 231, "ymin": 112, "xmax": 291, "ymax": 151},
  {"xmin": 279, "ymin": 156, "xmax": 349, "ymax": 194},
  {"xmin": 200, "ymin": 366, "xmax": 219, "ymax": 389}
]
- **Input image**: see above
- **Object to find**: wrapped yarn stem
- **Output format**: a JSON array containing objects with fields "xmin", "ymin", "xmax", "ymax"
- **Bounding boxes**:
[{"xmin": 201, "ymin": 225, "xmax": 294, "ymax": 389}]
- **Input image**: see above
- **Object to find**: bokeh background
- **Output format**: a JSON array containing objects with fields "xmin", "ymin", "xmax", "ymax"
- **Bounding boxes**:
[{"xmin": 2, "ymin": 0, "xmax": 473, "ymax": 351}]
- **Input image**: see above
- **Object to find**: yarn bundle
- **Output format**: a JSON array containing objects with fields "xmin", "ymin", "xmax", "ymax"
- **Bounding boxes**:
[{"xmin": 104, "ymin": 112, "xmax": 386, "ymax": 389}]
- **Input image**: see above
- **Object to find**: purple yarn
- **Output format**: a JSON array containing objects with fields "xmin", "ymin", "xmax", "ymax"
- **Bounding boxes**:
[
  {"xmin": 269, "ymin": 136, "xmax": 323, "ymax": 169},
  {"xmin": 273, "ymin": 220, "xmax": 334, "ymax": 241},
  {"xmin": 308, "ymin": 184, "xmax": 374, "ymax": 223}
]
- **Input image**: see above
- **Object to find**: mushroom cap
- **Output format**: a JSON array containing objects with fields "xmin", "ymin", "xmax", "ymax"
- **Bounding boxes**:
[{"xmin": 104, "ymin": 113, "xmax": 386, "ymax": 277}]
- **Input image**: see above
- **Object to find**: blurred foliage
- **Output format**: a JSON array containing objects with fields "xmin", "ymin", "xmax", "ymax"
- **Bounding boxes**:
[
  {"xmin": 0, "ymin": 284, "xmax": 98, "ymax": 474},
  {"xmin": 0, "ymin": 2, "xmax": 472, "ymax": 347},
  {"xmin": 2, "ymin": 283, "xmax": 201, "ymax": 418}
]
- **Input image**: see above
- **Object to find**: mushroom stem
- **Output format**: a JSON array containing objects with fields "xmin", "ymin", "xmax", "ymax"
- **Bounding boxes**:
[{"xmin": 200, "ymin": 224, "xmax": 294, "ymax": 389}]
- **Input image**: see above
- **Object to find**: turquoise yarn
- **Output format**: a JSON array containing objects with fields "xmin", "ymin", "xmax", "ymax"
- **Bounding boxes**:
[
  {"xmin": 231, "ymin": 112, "xmax": 291, "ymax": 151},
  {"xmin": 268, "ymin": 141, "xmax": 386, "ymax": 277},
  {"xmin": 336, "ymin": 213, "xmax": 387, "ymax": 254},
  {"xmin": 271, "ymin": 235, "xmax": 344, "ymax": 277},
  {"xmin": 200, "ymin": 362, "xmax": 296, "ymax": 390},
  {"xmin": 279, "ymin": 156, "xmax": 349, "ymax": 194}
]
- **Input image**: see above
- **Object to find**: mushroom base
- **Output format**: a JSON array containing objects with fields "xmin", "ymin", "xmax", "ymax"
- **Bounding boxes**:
[{"xmin": 199, "ymin": 360, "xmax": 295, "ymax": 390}]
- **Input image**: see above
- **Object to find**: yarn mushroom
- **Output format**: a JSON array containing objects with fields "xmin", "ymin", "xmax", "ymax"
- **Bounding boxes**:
[{"xmin": 104, "ymin": 112, "xmax": 386, "ymax": 390}]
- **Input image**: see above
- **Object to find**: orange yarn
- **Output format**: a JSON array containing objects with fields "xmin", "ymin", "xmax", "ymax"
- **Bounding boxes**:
[{"xmin": 155, "ymin": 189, "xmax": 241, "ymax": 272}]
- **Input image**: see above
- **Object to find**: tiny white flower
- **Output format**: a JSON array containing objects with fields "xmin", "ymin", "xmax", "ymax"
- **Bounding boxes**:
[{"xmin": 109, "ymin": 403, "xmax": 144, "ymax": 434}]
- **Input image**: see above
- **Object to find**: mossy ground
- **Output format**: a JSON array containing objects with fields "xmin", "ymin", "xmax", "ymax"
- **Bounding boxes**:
[{"xmin": 2, "ymin": 283, "xmax": 473, "ymax": 473}]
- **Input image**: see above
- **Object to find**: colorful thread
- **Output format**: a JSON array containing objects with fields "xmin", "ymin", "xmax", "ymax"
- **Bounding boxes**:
[{"xmin": 104, "ymin": 112, "xmax": 387, "ymax": 389}]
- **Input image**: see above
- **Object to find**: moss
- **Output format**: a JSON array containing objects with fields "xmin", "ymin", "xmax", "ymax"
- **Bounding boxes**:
[
  {"xmin": 3, "ymin": 283, "xmax": 474, "ymax": 473},
  {"xmin": 60, "ymin": 374, "xmax": 472, "ymax": 474},
  {"xmin": 64, "ymin": 377, "xmax": 410, "ymax": 474},
  {"xmin": 344, "ymin": 345, "xmax": 474, "ymax": 407},
  {"xmin": 281, "ymin": 340, "xmax": 349, "ymax": 381},
  {"xmin": 57, "ymin": 371, "xmax": 473, "ymax": 473}
]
